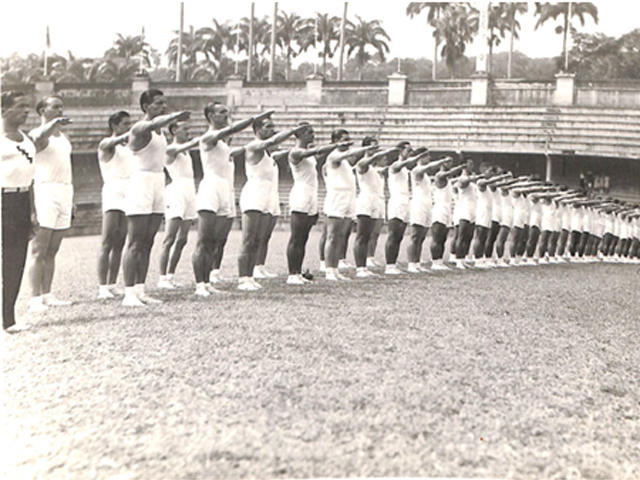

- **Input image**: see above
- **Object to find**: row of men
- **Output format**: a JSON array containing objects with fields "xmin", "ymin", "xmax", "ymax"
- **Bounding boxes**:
[{"xmin": 3, "ymin": 90, "xmax": 640, "ymax": 330}]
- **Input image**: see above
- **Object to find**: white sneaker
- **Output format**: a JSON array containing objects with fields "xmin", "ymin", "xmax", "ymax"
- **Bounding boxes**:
[
  {"xmin": 406, "ymin": 263, "xmax": 421, "ymax": 273},
  {"xmin": 252, "ymin": 266, "xmax": 267, "ymax": 279},
  {"xmin": 454, "ymin": 260, "xmax": 467, "ymax": 270},
  {"xmin": 43, "ymin": 295, "xmax": 72, "ymax": 306},
  {"xmin": 122, "ymin": 295, "xmax": 145, "ymax": 307},
  {"xmin": 206, "ymin": 283, "xmax": 228, "ymax": 294},
  {"xmin": 430, "ymin": 262, "xmax": 450, "ymax": 271},
  {"xmin": 319, "ymin": 260, "xmax": 326, "ymax": 272},
  {"xmin": 209, "ymin": 271, "xmax": 230, "ymax": 284},
  {"xmin": 495, "ymin": 258, "xmax": 511, "ymax": 268},
  {"xmin": 138, "ymin": 293, "xmax": 163, "ymax": 304},
  {"xmin": 4, "ymin": 323, "xmax": 31, "ymax": 334},
  {"xmin": 194, "ymin": 285, "xmax": 211, "ymax": 297},
  {"xmin": 250, "ymin": 277, "xmax": 264, "ymax": 289},
  {"xmin": 98, "ymin": 286, "xmax": 115, "ymax": 299},
  {"xmin": 355, "ymin": 268, "xmax": 377, "ymax": 278},
  {"xmin": 28, "ymin": 297, "xmax": 49, "ymax": 313},
  {"xmin": 366, "ymin": 258, "xmax": 380, "ymax": 268},
  {"xmin": 385, "ymin": 265, "xmax": 405, "ymax": 275},
  {"xmin": 260, "ymin": 266, "xmax": 278, "ymax": 278},
  {"xmin": 107, "ymin": 285, "xmax": 124, "ymax": 296},
  {"xmin": 238, "ymin": 279, "xmax": 260, "ymax": 291},
  {"xmin": 326, "ymin": 269, "xmax": 351, "ymax": 281},
  {"xmin": 287, "ymin": 274, "xmax": 306, "ymax": 285},
  {"xmin": 157, "ymin": 278, "xmax": 176, "ymax": 290},
  {"xmin": 338, "ymin": 259, "xmax": 355, "ymax": 270}
]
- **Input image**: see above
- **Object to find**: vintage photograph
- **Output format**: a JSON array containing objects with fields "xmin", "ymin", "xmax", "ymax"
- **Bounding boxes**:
[{"xmin": 2, "ymin": 1, "xmax": 640, "ymax": 479}]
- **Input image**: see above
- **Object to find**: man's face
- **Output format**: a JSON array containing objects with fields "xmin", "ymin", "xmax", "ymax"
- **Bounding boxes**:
[
  {"xmin": 337, "ymin": 133, "xmax": 351, "ymax": 151},
  {"xmin": 41, "ymin": 96, "xmax": 63, "ymax": 122},
  {"xmin": 400, "ymin": 144, "xmax": 413, "ymax": 159},
  {"xmin": 258, "ymin": 119, "xmax": 276, "ymax": 139},
  {"xmin": 113, "ymin": 116, "xmax": 132, "ymax": 136},
  {"xmin": 212, "ymin": 104, "xmax": 230, "ymax": 128},
  {"xmin": 365, "ymin": 139, "xmax": 379, "ymax": 156},
  {"xmin": 3, "ymin": 95, "xmax": 30, "ymax": 126},
  {"xmin": 174, "ymin": 122, "xmax": 189, "ymax": 143},
  {"xmin": 145, "ymin": 94, "xmax": 168, "ymax": 118}
]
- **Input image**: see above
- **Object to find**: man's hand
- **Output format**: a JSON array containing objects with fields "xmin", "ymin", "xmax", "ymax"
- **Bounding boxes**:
[{"xmin": 253, "ymin": 110, "xmax": 276, "ymax": 122}]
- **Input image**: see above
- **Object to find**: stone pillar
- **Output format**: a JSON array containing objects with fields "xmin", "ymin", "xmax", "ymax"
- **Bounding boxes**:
[
  {"xmin": 554, "ymin": 73, "xmax": 575, "ymax": 106},
  {"xmin": 545, "ymin": 153, "xmax": 553, "ymax": 182},
  {"xmin": 131, "ymin": 75, "xmax": 150, "ymax": 106},
  {"xmin": 387, "ymin": 72, "xmax": 407, "ymax": 106},
  {"xmin": 471, "ymin": 72, "xmax": 490, "ymax": 106},
  {"xmin": 34, "ymin": 80, "xmax": 55, "ymax": 98},
  {"xmin": 226, "ymin": 74, "xmax": 245, "ymax": 107},
  {"xmin": 306, "ymin": 73, "xmax": 324, "ymax": 105}
]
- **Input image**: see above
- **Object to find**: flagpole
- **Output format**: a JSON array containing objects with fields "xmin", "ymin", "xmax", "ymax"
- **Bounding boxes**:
[
  {"xmin": 44, "ymin": 25, "xmax": 51, "ymax": 78},
  {"xmin": 269, "ymin": 2, "xmax": 277, "ymax": 82},
  {"xmin": 247, "ymin": 2, "xmax": 254, "ymax": 81},
  {"xmin": 139, "ymin": 26, "xmax": 146, "ymax": 74},
  {"xmin": 177, "ymin": 2, "xmax": 184, "ymax": 82}
]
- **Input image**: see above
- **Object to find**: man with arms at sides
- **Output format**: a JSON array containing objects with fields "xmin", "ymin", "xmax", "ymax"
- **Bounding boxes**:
[
  {"xmin": 121, "ymin": 89, "xmax": 190, "ymax": 307},
  {"xmin": 97, "ymin": 111, "xmax": 132, "ymax": 299},
  {"xmin": 353, "ymin": 137, "xmax": 397, "ymax": 278},
  {"xmin": 27, "ymin": 95, "xmax": 74, "ymax": 312},
  {"xmin": 323, "ymin": 129, "xmax": 374, "ymax": 281},
  {"xmin": 406, "ymin": 153, "xmax": 451, "ymax": 273},
  {"xmin": 286, "ymin": 122, "xmax": 344, "ymax": 285},
  {"xmin": 157, "ymin": 120, "xmax": 201, "ymax": 291},
  {"xmin": 237, "ymin": 115, "xmax": 303, "ymax": 291},
  {"xmin": 2, "ymin": 91, "xmax": 37, "ymax": 332},
  {"xmin": 192, "ymin": 103, "xmax": 271, "ymax": 294}
]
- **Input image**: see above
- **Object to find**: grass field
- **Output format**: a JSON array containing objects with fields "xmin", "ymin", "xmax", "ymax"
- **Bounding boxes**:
[{"xmin": 3, "ymin": 228, "xmax": 640, "ymax": 480}]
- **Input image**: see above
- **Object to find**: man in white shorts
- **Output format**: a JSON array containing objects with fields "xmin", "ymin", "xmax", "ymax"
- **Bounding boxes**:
[
  {"xmin": 157, "ymin": 121, "xmax": 201, "ymax": 291},
  {"xmin": 324, "ymin": 129, "xmax": 374, "ymax": 281},
  {"xmin": 430, "ymin": 161, "xmax": 464, "ymax": 271},
  {"xmin": 97, "ymin": 111, "xmax": 132, "ymax": 299},
  {"xmin": 451, "ymin": 159, "xmax": 479, "ymax": 269},
  {"xmin": 27, "ymin": 95, "xmax": 74, "ymax": 312},
  {"xmin": 191, "ymin": 103, "xmax": 268, "ymax": 293},
  {"xmin": 286, "ymin": 122, "xmax": 344, "ymax": 284},
  {"xmin": 237, "ymin": 115, "xmax": 303, "ymax": 291},
  {"xmin": 353, "ymin": 137, "xmax": 397, "ymax": 278},
  {"xmin": 121, "ymin": 89, "xmax": 190, "ymax": 306}
]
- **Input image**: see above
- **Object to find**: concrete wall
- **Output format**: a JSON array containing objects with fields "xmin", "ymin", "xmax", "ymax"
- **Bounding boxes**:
[{"xmin": 407, "ymin": 81, "xmax": 472, "ymax": 106}]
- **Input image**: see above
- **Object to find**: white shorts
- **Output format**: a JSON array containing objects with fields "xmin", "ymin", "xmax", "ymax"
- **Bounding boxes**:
[
  {"xmin": 453, "ymin": 201, "xmax": 476, "ymax": 225},
  {"xmin": 102, "ymin": 178, "xmax": 129, "ymax": 213},
  {"xmin": 475, "ymin": 202, "xmax": 492, "ymax": 229},
  {"xmin": 432, "ymin": 204, "xmax": 452, "ymax": 227},
  {"xmin": 166, "ymin": 178, "xmax": 197, "ymax": 220},
  {"xmin": 240, "ymin": 179, "xmax": 273, "ymax": 214},
  {"xmin": 512, "ymin": 206, "xmax": 528, "ymax": 228},
  {"xmin": 387, "ymin": 194, "xmax": 410, "ymax": 223},
  {"xmin": 197, "ymin": 176, "xmax": 235, "ymax": 217},
  {"xmin": 324, "ymin": 189, "xmax": 356, "ymax": 219},
  {"xmin": 289, "ymin": 183, "xmax": 318, "ymax": 216},
  {"xmin": 34, "ymin": 182, "xmax": 73, "ymax": 230},
  {"xmin": 125, "ymin": 171, "xmax": 165, "ymax": 216},
  {"xmin": 356, "ymin": 193, "xmax": 385, "ymax": 219},
  {"xmin": 410, "ymin": 198, "xmax": 432, "ymax": 228}
]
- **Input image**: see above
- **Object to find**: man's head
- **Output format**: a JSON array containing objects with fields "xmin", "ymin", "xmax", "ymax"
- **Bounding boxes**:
[
  {"xmin": 331, "ymin": 129, "xmax": 351, "ymax": 151},
  {"xmin": 108, "ymin": 111, "xmax": 132, "ymax": 136},
  {"xmin": 35, "ymin": 95, "xmax": 64, "ymax": 121},
  {"xmin": 1, "ymin": 90, "xmax": 30, "ymax": 127},
  {"xmin": 168, "ymin": 121, "xmax": 190, "ymax": 143},
  {"xmin": 396, "ymin": 141, "xmax": 412, "ymax": 159},
  {"xmin": 139, "ymin": 89, "xmax": 166, "ymax": 117},
  {"xmin": 294, "ymin": 121, "xmax": 314, "ymax": 144},
  {"xmin": 252, "ymin": 114, "xmax": 275, "ymax": 139},
  {"xmin": 204, "ymin": 102, "xmax": 229, "ymax": 128}
]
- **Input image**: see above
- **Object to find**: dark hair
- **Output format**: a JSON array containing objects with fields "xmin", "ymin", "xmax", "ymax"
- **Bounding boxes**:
[
  {"xmin": 139, "ymin": 89, "xmax": 164, "ymax": 113},
  {"xmin": 252, "ymin": 114, "xmax": 272, "ymax": 133},
  {"xmin": 395, "ymin": 141, "xmax": 411, "ymax": 150},
  {"xmin": 294, "ymin": 121, "xmax": 311, "ymax": 139},
  {"xmin": 204, "ymin": 101, "xmax": 223, "ymax": 121},
  {"xmin": 1, "ymin": 90, "xmax": 27, "ymax": 112},
  {"xmin": 168, "ymin": 121, "xmax": 182, "ymax": 136},
  {"xmin": 107, "ymin": 111, "xmax": 130, "ymax": 133},
  {"xmin": 413, "ymin": 147, "xmax": 428, "ymax": 155},
  {"xmin": 331, "ymin": 129, "xmax": 349, "ymax": 143},
  {"xmin": 35, "ymin": 94, "xmax": 63, "ymax": 115},
  {"xmin": 362, "ymin": 136, "xmax": 377, "ymax": 147}
]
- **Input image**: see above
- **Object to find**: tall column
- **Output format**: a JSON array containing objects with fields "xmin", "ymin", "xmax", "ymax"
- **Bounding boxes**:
[
  {"xmin": 306, "ymin": 74, "xmax": 324, "ymax": 105},
  {"xmin": 554, "ymin": 73, "xmax": 576, "ymax": 106},
  {"xmin": 388, "ymin": 72, "xmax": 407, "ymax": 106},
  {"xmin": 471, "ymin": 1, "xmax": 490, "ymax": 106}
]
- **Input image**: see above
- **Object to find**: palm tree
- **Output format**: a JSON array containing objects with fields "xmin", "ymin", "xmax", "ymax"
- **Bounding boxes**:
[
  {"xmin": 1, "ymin": 53, "xmax": 45, "ymax": 84},
  {"xmin": 534, "ymin": 2, "xmax": 599, "ymax": 72},
  {"xmin": 96, "ymin": 57, "xmax": 141, "ymax": 83},
  {"xmin": 238, "ymin": 15, "xmax": 272, "ymax": 74},
  {"xmin": 48, "ymin": 52, "xmax": 101, "ymax": 83},
  {"xmin": 432, "ymin": 4, "xmax": 477, "ymax": 79},
  {"xmin": 486, "ymin": 4, "xmax": 509, "ymax": 75},
  {"xmin": 315, "ymin": 13, "xmax": 341, "ymax": 77},
  {"xmin": 345, "ymin": 16, "xmax": 391, "ymax": 81},
  {"xmin": 501, "ymin": 2, "xmax": 528, "ymax": 78},
  {"xmin": 106, "ymin": 34, "xmax": 151, "ymax": 66},
  {"xmin": 165, "ymin": 28, "xmax": 201, "ymax": 71},
  {"xmin": 406, "ymin": 2, "xmax": 450, "ymax": 80},
  {"xmin": 274, "ymin": 12, "xmax": 314, "ymax": 81}
]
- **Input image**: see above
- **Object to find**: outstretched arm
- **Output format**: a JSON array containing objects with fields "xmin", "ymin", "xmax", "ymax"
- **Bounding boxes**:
[
  {"xmin": 166, "ymin": 136, "xmax": 202, "ymax": 165},
  {"xmin": 98, "ymin": 132, "xmax": 130, "ymax": 162},
  {"xmin": 356, "ymin": 147, "xmax": 398, "ymax": 174},
  {"xmin": 31, "ymin": 117, "xmax": 73, "ymax": 152}
]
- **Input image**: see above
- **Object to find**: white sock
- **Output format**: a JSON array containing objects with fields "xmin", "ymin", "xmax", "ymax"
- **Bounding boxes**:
[
  {"xmin": 433, "ymin": 259, "xmax": 443, "ymax": 266},
  {"xmin": 99, "ymin": 285, "xmax": 111, "ymax": 295},
  {"xmin": 30, "ymin": 295, "xmax": 44, "ymax": 305},
  {"xmin": 211, "ymin": 269, "xmax": 220, "ymax": 276},
  {"xmin": 166, "ymin": 274, "xmax": 174, "ymax": 282},
  {"xmin": 134, "ymin": 284, "xmax": 145, "ymax": 296},
  {"xmin": 125, "ymin": 286, "xmax": 137, "ymax": 298}
]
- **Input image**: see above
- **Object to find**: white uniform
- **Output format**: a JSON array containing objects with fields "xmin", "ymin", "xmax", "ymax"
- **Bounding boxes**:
[
  {"xmin": 126, "ymin": 130, "xmax": 167, "ymax": 216},
  {"xmin": 512, "ymin": 194, "xmax": 528, "ymax": 229},
  {"xmin": 289, "ymin": 154, "xmax": 319, "ymax": 216},
  {"xmin": 432, "ymin": 178, "xmax": 454, "ymax": 227},
  {"xmin": 540, "ymin": 200, "xmax": 555, "ymax": 232},
  {"xmin": 570, "ymin": 205, "xmax": 584, "ymax": 232},
  {"xmin": 387, "ymin": 166, "xmax": 410, "ymax": 223},
  {"xmin": 1, "ymin": 132, "xmax": 36, "ymax": 189},
  {"xmin": 561, "ymin": 203, "xmax": 572, "ymax": 231},
  {"xmin": 356, "ymin": 165, "xmax": 385, "ymax": 219},
  {"xmin": 409, "ymin": 170, "xmax": 433, "ymax": 228},
  {"xmin": 30, "ymin": 130, "xmax": 73, "ymax": 230},
  {"xmin": 604, "ymin": 212, "xmax": 615, "ymax": 235},
  {"xmin": 453, "ymin": 181, "xmax": 476, "ymax": 225},
  {"xmin": 99, "ymin": 144, "xmax": 132, "ymax": 213},
  {"xmin": 499, "ymin": 190, "xmax": 514, "ymax": 228},
  {"xmin": 240, "ymin": 150, "xmax": 278, "ymax": 214},
  {"xmin": 198, "ymin": 138, "xmax": 236, "ymax": 217},
  {"xmin": 529, "ymin": 198, "xmax": 543, "ymax": 229},
  {"xmin": 490, "ymin": 188, "xmax": 502, "ymax": 225},
  {"xmin": 324, "ymin": 151, "xmax": 356, "ymax": 218},
  {"xmin": 165, "ymin": 150, "xmax": 197, "ymax": 220},
  {"xmin": 475, "ymin": 185, "xmax": 492, "ymax": 229}
]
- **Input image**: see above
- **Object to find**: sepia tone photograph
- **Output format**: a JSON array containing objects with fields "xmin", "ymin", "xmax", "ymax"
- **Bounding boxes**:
[{"xmin": 2, "ymin": 1, "xmax": 640, "ymax": 479}]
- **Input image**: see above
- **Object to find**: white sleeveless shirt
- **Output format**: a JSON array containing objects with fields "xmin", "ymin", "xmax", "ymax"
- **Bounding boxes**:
[
  {"xmin": 291, "ymin": 154, "xmax": 318, "ymax": 188},
  {"xmin": 166, "ymin": 150, "xmax": 194, "ymax": 181},
  {"xmin": 30, "ymin": 131, "xmax": 72, "ymax": 184},
  {"xmin": 131, "ymin": 130, "xmax": 166, "ymax": 173},
  {"xmin": 200, "ymin": 137, "xmax": 234, "ymax": 183},
  {"xmin": 1, "ymin": 132, "xmax": 36, "ymax": 188},
  {"xmin": 99, "ymin": 144, "xmax": 132, "ymax": 182}
]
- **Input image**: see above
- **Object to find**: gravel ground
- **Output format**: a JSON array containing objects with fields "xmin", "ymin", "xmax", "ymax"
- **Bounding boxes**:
[{"xmin": 3, "ymin": 230, "xmax": 640, "ymax": 480}]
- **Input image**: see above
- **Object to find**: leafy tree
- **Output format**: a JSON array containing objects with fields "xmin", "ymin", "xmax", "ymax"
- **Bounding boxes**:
[
  {"xmin": 432, "ymin": 4, "xmax": 478, "ymax": 78},
  {"xmin": 314, "ymin": 13, "xmax": 341, "ymax": 78},
  {"xmin": 345, "ymin": 16, "xmax": 391, "ymax": 81},
  {"xmin": 406, "ymin": 2, "xmax": 451, "ymax": 80},
  {"xmin": 275, "ymin": 11, "xmax": 314, "ymax": 81},
  {"xmin": 499, "ymin": 2, "xmax": 529, "ymax": 78},
  {"xmin": 534, "ymin": 2, "xmax": 599, "ymax": 72},
  {"xmin": 1, "ymin": 53, "xmax": 45, "ymax": 84}
]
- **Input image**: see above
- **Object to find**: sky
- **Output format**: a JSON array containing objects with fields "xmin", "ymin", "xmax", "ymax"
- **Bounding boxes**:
[{"xmin": 1, "ymin": 1, "xmax": 638, "ymax": 68}]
